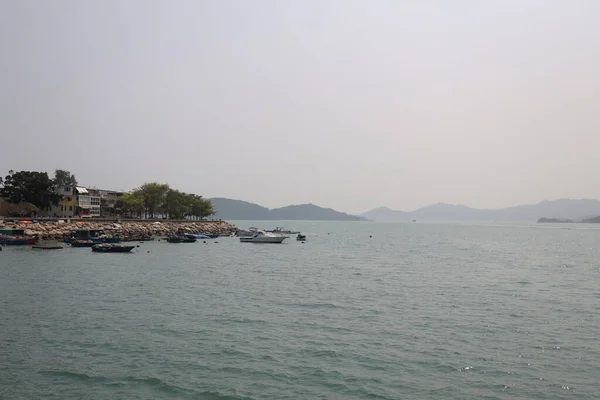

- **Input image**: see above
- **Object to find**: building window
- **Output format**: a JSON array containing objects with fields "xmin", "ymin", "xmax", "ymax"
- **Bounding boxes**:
[
  {"xmin": 69, "ymin": 206, "xmax": 73, "ymax": 211},
  {"xmin": 67, "ymin": 197, "xmax": 71, "ymax": 201},
  {"xmin": 61, "ymin": 206, "xmax": 64, "ymax": 211}
]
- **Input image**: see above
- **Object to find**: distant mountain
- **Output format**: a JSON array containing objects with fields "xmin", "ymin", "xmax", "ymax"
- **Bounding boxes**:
[
  {"xmin": 361, "ymin": 206, "xmax": 407, "ymax": 221},
  {"xmin": 269, "ymin": 204, "xmax": 367, "ymax": 221},
  {"xmin": 361, "ymin": 199, "xmax": 600, "ymax": 222},
  {"xmin": 210, "ymin": 198, "xmax": 271, "ymax": 220},
  {"xmin": 210, "ymin": 198, "xmax": 367, "ymax": 221}
]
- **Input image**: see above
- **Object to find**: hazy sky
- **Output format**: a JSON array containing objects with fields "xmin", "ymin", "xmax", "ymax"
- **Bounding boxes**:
[{"xmin": 2, "ymin": 1, "xmax": 600, "ymax": 214}]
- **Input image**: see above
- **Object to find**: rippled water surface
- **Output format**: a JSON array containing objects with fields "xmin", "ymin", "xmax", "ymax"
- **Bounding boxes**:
[{"xmin": 1, "ymin": 221, "xmax": 600, "ymax": 399}]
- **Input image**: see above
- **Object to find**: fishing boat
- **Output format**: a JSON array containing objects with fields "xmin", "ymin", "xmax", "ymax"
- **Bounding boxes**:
[
  {"xmin": 91, "ymin": 243, "xmax": 135, "ymax": 253},
  {"xmin": 240, "ymin": 230, "xmax": 287, "ymax": 243}
]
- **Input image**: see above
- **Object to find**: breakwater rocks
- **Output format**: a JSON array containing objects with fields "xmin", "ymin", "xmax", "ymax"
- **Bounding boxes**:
[{"xmin": 0, "ymin": 220, "xmax": 238, "ymax": 240}]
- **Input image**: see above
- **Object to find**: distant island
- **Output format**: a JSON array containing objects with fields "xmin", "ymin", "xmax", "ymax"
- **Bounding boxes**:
[
  {"xmin": 210, "ymin": 198, "xmax": 368, "ymax": 221},
  {"xmin": 538, "ymin": 216, "xmax": 600, "ymax": 223},
  {"xmin": 361, "ymin": 199, "xmax": 600, "ymax": 222}
]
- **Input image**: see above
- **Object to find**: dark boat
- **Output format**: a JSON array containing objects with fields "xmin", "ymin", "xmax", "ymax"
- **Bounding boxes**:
[
  {"xmin": 70, "ymin": 240, "xmax": 95, "ymax": 247},
  {"xmin": 167, "ymin": 235, "xmax": 197, "ymax": 243},
  {"xmin": 296, "ymin": 234, "xmax": 306, "ymax": 241},
  {"xmin": 91, "ymin": 243, "xmax": 135, "ymax": 253}
]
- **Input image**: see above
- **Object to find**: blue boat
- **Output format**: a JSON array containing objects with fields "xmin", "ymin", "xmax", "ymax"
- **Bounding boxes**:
[
  {"xmin": 184, "ymin": 233, "xmax": 210, "ymax": 239},
  {"xmin": 0, "ymin": 235, "xmax": 29, "ymax": 245}
]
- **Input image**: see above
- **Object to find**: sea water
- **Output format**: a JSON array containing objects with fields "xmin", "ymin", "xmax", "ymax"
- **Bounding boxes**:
[{"xmin": 1, "ymin": 221, "xmax": 599, "ymax": 399}]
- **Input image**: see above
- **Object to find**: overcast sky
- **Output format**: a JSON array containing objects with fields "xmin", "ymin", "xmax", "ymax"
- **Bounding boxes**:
[{"xmin": 1, "ymin": 1, "xmax": 599, "ymax": 214}]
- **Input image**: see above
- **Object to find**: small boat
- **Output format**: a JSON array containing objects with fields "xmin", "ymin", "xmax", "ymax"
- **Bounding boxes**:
[
  {"xmin": 266, "ymin": 227, "xmax": 300, "ymax": 234},
  {"xmin": 70, "ymin": 240, "xmax": 96, "ymax": 247},
  {"xmin": 0, "ymin": 234, "xmax": 37, "ymax": 245},
  {"xmin": 240, "ymin": 230, "xmax": 287, "ymax": 244},
  {"xmin": 167, "ymin": 235, "xmax": 197, "ymax": 243},
  {"xmin": 296, "ymin": 234, "xmax": 306, "ymax": 241},
  {"xmin": 91, "ymin": 243, "xmax": 135, "ymax": 253}
]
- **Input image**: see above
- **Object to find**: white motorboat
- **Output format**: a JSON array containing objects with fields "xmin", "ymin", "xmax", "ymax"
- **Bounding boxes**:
[{"xmin": 240, "ymin": 230, "xmax": 287, "ymax": 243}]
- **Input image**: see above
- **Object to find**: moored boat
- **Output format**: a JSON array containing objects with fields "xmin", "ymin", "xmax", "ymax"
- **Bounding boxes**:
[
  {"xmin": 240, "ymin": 230, "xmax": 287, "ymax": 244},
  {"xmin": 91, "ymin": 243, "xmax": 135, "ymax": 253},
  {"xmin": 167, "ymin": 235, "xmax": 197, "ymax": 243},
  {"xmin": 0, "ymin": 234, "xmax": 37, "ymax": 245},
  {"xmin": 266, "ymin": 227, "xmax": 300, "ymax": 234}
]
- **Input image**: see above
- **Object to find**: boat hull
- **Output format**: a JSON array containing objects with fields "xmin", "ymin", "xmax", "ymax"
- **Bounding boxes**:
[
  {"xmin": 240, "ymin": 236, "xmax": 286, "ymax": 243},
  {"xmin": 91, "ymin": 244, "xmax": 135, "ymax": 253}
]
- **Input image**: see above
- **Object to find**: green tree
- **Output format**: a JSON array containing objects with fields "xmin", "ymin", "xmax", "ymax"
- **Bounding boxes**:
[
  {"xmin": 137, "ymin": 182, "xmax": 170, "ymax": 218},
  {"xmin": 0, "ymin": 170, "xmax": 60, "ymax": 210},
  {"xmin": 54, "ymin": 169, "xmax": 77, "ymax": 187},
  {"xmin": 163, "ymin": 189, "xmax": 190, "ymax": 219},
  {"xmin": 189, "ymin": 195, "xmax": 214, "ymax": 220},
  {"xmin": 115, "ymin": 192, "xmax": 144, "ymax": 217}
]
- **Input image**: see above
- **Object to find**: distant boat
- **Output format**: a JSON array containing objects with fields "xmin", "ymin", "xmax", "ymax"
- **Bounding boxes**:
[
  {"xmin": 267, "ymin": 227, "xmax": 300, "ymax": 234},
  {"xmin": 296, "ymin": 234, "xmax": 306, "ymax": 241},
  {"xmin": 240, "ymin": 230, "xmax": 287, "ymax": 244},
  {"xmin": 91, "ymin": 243, "xmax": 135, "ymax": 253}
]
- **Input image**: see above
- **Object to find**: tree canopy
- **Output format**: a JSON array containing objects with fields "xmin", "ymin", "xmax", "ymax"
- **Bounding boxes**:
[
  {"xmin": 54, "ymin": 169, "xmax": 77, "ymax": 187},
  {"xmin": 115, "ymin": 182, "xmax": 214, "ymax": 220},
  {"xmin": 0, "ymin": 170, "xmax": 60, "ymax": 210}
]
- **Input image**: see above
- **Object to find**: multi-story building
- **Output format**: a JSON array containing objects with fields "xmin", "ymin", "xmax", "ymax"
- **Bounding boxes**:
[
  {"xmin": 98, "ymin": 189, "xmax": 123, "ymax": 217},
  {"xmin": 43, "ymin": 186, "xmax": 124, "ymax": 218}
]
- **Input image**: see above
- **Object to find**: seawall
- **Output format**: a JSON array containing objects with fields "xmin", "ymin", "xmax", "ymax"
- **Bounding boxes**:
[{"xmin": 0, "ymin": 219, "xmax": 238, "ymax": 239}]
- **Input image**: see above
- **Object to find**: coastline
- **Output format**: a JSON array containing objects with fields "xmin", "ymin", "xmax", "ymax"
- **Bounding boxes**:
[{"xmin": 0, "ymin": 219, "xmax": 238, "ymax": 240}]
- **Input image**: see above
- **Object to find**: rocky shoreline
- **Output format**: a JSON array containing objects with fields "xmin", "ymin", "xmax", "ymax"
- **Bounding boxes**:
[{"xmin": 0, "ymin": 220, "xmax": 238, "ymax": 240}]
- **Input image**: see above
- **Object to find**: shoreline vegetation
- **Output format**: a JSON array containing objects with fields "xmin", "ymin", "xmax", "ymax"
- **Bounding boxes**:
[{"xmin": 0, "ymin": 169, "xmax": 215, "ymax": 220}]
